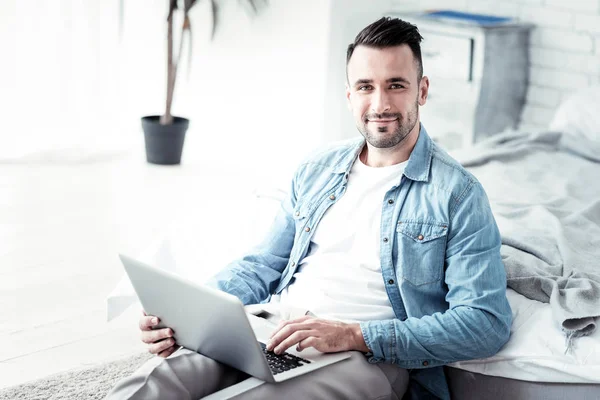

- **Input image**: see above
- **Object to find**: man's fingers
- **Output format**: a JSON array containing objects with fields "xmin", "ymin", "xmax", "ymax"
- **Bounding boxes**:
[
  {"xmin": 273, "ymin": 330, "xmax": 316, "ymax": 354},
  {"xmin": 268, "ymin": 322, "xmax": 303, "ymax": 348},
  {"xmin": 148, "ymin": 338, "xmax": 175, "ymax": 355},
  {"xmin": 141, "ymin": 327, "xmax": 174, "ymax": 344},
  {"xmin": 269, "ymin": 315, "xmax": 314, "ymax": 339},
  {"xmin": 138, "ymin": 311, "xmax": 177, "ymax": 356},
  {"xmin": 268, "ymin": 319, "xmax": 318, "ymax": 352},
  {"xmin": 296, "ymin": 336, "xmax": 317, "ymax": 352},
  {"xmin": 270, "ymin": 320, "xmax": 289, "ymax": 338},
  {"xmin": 272, "ymin": 319, "xmax": 318, "ymax": 345},
  {"xmin": 139, "ymin": 315, "xmax": 160, "ymax": 331},
  {"xmin": 157, "ymin": 345, "xmax": 178, "ymax": 359},
  {"xmin": 148, "ymin": 338, "xmax": 176, "ymax": 355},
  {"xmin": 270, "ymin": 315, "xmax": 313, "ymax": 335}
]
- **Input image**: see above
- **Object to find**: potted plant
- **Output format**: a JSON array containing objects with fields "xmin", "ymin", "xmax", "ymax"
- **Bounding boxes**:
[{"xmin": 135, "ymin": 0, "xmax": 267, "ymax": 165}]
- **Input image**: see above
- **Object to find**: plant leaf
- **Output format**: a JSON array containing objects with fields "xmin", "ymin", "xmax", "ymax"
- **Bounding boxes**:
[
  {"xmin": 239, "ymin": 0, "xmax": 268, "ymax": 16},
  {"xmin": 184, "ymin": 0, "xmax": 197, "ymax": 12},
  {"xmin": 210, "ymin": 0, "xmax": 219, "ymax": 40},
  {"xmin": 167, "ymin": 0, "xmax": 177, "ymax": 20},
  {"xmin": 118, "ymin": 0, "xmax": 124, "ymax": 42},
  {"xmin": 248, "ymin": 0, "xmax": 258, "ymax": 13},
  {"xmin": 186, "ymin": 20, "xmax": 193, "ymax": 80}
]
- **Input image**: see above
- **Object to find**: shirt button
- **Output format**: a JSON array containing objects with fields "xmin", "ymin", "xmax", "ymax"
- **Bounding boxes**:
[
  {"xmin": 388, "ymin": 199, "xmax": 394, "ymax": 204},
  {"xmin": 295, "ymin": 211, "xmax": 300, "ymax": 217},
  {"xmin": 329, "ymin": 195, "xmax": 336, "ymax": 200},
  {"xmin": 305, "ymin": 227, "xmax": 311, "ymax": 232},
  {"xmin": 388, "ymin": 279, "xmax": 394, "ymax": 284},
  {"xmin": 383, "ymin": 237, "xmax": 388, "ymax": 243},
  {"xmin": 417, "ymin": 234, "xmax": 424, "ymax": 241},
  {"xmin": 422, "ymin": 361, "xmax": 429, "ymax": 367},
  {"xmin": 291, "ymin": 261, "xmax": 295, "ymax": 267}
]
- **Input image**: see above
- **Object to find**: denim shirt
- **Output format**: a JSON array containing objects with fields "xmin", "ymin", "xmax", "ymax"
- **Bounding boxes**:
[{"xmin": 207, "ymin": 125, "xmax": 512, "ymax": 399}]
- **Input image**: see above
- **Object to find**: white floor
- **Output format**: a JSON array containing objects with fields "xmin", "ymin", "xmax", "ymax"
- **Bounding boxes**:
[{"xmin": 1, "ymin": 145, "xmax": 285, "ymax": 389}]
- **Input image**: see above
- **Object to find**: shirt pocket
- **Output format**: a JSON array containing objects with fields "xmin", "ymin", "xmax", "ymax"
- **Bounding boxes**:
[{"xmin": 396, "ymin": 220, "xmax": 448, "ymax": 286}]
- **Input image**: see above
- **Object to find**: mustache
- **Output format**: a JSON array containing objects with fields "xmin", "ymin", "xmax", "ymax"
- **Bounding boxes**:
[{"xmin": 364, "ymin": 112, "xmax": 402, "ymax": 122}]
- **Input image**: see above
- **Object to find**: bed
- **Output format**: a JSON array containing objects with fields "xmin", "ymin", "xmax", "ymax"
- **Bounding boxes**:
[
  {"xmin": 106, "ymin": 86, "xmax": 600, "ymax": 399},
  {"xmin": 444, "ymin": 85, "xmax": 600, "ymax": 398}
]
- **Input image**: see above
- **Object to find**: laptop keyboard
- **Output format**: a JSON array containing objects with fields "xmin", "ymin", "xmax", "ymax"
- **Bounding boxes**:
[{"xmin": 260, "ymin": 342, "xmax": 311, "ymax": 375}]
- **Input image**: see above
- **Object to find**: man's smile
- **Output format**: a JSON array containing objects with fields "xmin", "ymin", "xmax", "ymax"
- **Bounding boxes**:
[{"xmin": 367, "ymin": 118, "xmax": 398, "ymax": 125}]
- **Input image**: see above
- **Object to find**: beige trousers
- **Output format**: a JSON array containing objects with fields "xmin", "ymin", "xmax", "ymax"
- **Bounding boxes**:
[{"xmin": 105, "ymin": 306, "xmax": 409, "ymax": 400}]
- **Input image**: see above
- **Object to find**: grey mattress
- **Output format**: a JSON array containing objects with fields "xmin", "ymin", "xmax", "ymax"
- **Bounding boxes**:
[{"xmin": 445, "ymin": 366, "xmax": 600, "ymax": 400}]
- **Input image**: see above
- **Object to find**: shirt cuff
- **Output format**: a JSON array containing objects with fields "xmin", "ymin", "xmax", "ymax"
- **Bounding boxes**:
[{"xmin": 359, "ymin": 320, "xmax": 396, "ymax": 362}]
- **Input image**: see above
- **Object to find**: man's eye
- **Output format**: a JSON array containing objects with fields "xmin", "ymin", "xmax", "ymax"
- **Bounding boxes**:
[
  {"xmin": 390, "ymin": 84, "xmax": 404, "ymax": 89},
  {"xmin": 358, "ymin": 85, "xmax": 372, "ymax": 91}
]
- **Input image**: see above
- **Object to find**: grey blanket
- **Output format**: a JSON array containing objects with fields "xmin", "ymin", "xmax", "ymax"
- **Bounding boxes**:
[{"xmin": 452, "ymin": 131, "xmax": 600, "ymax": 350}]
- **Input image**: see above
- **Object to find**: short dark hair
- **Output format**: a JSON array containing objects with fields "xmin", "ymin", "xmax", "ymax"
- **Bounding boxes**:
[{"xmin": 346, "ymin": 17, "xmax": 424, "ymax": 82}]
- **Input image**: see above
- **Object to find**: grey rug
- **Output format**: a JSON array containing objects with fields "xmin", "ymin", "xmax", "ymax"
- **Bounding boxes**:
[{"xmin": 0, "ymin": 352, "xmax": 152, "ymax": 400}]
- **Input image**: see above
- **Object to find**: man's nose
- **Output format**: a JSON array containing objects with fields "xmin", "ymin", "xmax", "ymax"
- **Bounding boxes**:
[{"xmin": 370, "ymin": 89, "xmax": 391, "ymax": 114}]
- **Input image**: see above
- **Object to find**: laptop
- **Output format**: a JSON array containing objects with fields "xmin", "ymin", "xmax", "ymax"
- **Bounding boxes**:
[{"xmin": 119, "ymin": 254, "xmax": 351, "ymax": 383}]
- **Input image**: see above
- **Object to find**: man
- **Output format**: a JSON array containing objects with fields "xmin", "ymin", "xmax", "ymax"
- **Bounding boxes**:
[{"xmin": 107, "ymin": 17, "xmax": 512, "ymax": 400}]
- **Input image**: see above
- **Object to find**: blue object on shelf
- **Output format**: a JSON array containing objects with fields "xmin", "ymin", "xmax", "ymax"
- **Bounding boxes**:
[{"xmin": 422, "ymin": 10, "xmax": 513, "ymax": 26}]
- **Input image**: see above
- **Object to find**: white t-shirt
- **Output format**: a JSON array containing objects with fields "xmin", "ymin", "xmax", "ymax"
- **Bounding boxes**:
[{"xmin": 276, "ymin": 156, "xmax": 407, "ymax": 323}]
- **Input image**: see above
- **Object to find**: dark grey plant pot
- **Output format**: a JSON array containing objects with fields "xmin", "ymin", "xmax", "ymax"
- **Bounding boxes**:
[{"xmin": 141, "ymin": 116, "xmax": 189, "ymax": 165}]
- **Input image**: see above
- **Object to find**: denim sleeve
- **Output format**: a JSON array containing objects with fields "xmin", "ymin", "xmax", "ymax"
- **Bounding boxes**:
[
  {"xmin": 360, "ymin": 182, "xmax": 512, "ymax": 368},
  {"xmin": 205, "ymin": 173, "xmax": 299, "ymax": 306}
]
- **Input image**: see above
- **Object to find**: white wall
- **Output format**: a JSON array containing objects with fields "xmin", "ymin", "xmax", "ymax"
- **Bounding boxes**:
[
  {"xmin": 0, "ymin": 1, "xmax": 126, "ymax": 159},
  {"xmin": 0, "ymin": 0, "xmax": 333, "ymax": 180},
  {"xmin": 174, "ymin": 0, "xmax": 332, "ymax": 174},
  {"xmin": 4, "ymin": 0, "xmax": 597, "ymax": 169},
  {"xmin": 390, "ymin": 0, "xmax": 600, "ymax": 132}
]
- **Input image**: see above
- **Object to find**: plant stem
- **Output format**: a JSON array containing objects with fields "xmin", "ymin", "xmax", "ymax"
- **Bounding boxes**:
[
  {"xmin": 171, "ymin": 16, "xmax": 188, "ymax": 104},
  {"xmin": 162, "ymin": 11, "xmax": 189, "ymax": 126},
  {"xmin": 161, "ymin": 3, "xmax": 175, "ymax": 125}
]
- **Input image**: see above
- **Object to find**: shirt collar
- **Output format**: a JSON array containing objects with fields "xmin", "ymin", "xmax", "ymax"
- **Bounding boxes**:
[
  {"xmin": 335, "ymin": 123, "xmax": 433, "ymax": 183},
  {"xmin": 403, "ymin": 123, "xmax": 433, "ymax": 183}
]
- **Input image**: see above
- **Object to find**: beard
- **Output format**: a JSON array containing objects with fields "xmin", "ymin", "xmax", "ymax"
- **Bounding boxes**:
[{"xmin": 357, "ymin": 99, "xmax": 419, "ymax": 149}]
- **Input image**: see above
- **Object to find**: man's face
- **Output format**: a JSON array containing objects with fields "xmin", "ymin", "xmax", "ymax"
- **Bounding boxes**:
[{"xmin": 346, "ymin": 45, "xmax": 429, "ymax": 149}]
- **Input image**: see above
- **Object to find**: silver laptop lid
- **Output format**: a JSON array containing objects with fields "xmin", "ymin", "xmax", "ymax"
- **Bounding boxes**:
[{"xmin": 119, "ymin": 254, "xmax": 274, "ymax": 382}]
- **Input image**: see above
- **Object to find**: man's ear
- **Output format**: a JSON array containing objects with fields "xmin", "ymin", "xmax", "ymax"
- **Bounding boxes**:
[
  {"xmin": 345, "ymin": 84, "xmax": 352, "ymax": 110},
  {"xmin": 418, "ymin": 76, "xmax": 430, "ymax": 106}
]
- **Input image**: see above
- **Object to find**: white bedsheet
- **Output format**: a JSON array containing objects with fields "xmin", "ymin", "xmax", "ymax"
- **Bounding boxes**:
[{"xmin": 450, "ymin": 288, "xmax": 600, "ymax": 383}]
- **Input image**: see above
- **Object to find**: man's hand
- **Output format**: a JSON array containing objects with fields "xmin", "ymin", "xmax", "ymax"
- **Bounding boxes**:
[
  {"xmin": 139, "ymin": 310, "xmax": 178, "ymax": 358},
  {"xmin": 266, "ymin": 315, "xmax": 370, "ymax": 354}
]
